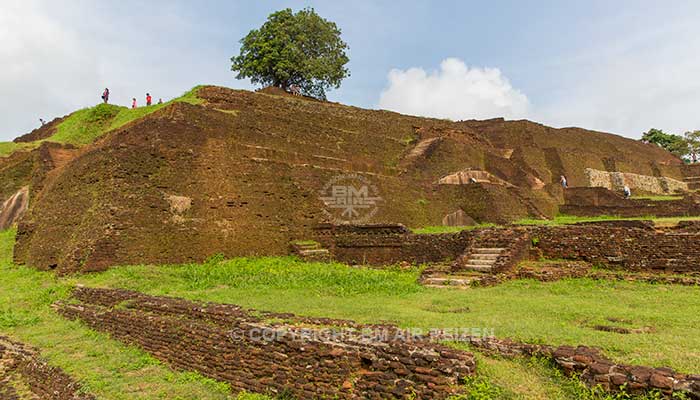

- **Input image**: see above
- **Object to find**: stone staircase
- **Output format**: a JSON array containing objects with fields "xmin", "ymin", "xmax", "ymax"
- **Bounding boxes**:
[
  {"xmin": 456, "ymin": 247, "xmax": 505, "ymax": 273},
  {"xmin": 420, "ymin": 228, "xmax": 531, "ymax": 289},
  {"xmin": 290, "ymin": 241, "xmax": 331, "ymax": 262}
]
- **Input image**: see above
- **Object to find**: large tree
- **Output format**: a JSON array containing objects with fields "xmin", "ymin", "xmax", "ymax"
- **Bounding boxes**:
[
  {"xmin": 641, "ymin": 128, "xmax": 688, "ymax": 158},
  {"xmin": 684, "ymin": 130, "xmax": 700, "ymax": 163},
  {"xmin": 231, "ymin": 8, "xmax": 350, "ymax": 99}
]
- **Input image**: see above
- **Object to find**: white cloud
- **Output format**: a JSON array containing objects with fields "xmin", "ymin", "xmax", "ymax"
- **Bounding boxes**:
[
  {"xmin": 0, "ymin": 0, "xmax": 247, "ymax": 141},
  {"xmin": 378, "ymin": 58, "xmax": 529, "ymax": 121},
  {"xmin": 535, "ymin": 19, "xmax": 700, "ymax": 138}
]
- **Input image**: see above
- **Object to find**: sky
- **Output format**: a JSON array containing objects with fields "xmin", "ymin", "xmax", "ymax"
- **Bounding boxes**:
[{"xmin": 2, "ymin": 0, "xmax": 700, "ymax": 141}]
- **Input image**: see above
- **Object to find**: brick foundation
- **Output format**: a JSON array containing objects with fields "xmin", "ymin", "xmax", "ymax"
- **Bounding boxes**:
[
  {"xmin": 561, "ymin": 187, "xmax": 700, "ymax": 217},
  {"xmin": 55, "ymin": 287, "xmax": 475, "ymax": 399},
  {"xmin": 316, "ymin": 221, "xmax": 700, "ymax": 274},
  {"xmin": 0, "ymin": 335, "xmax": 94, "ymax": 400},
  {"xmin": 466, "ymin": 337, "xmax": 700, "ymax": 398}
]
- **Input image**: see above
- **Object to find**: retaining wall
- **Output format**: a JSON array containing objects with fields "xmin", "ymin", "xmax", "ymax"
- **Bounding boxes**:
[
  {"xmin": 561, "ymin": 187, "xmax": 700, "ymax": 217},
  {"xmin": 315, "ymin": 221, "xmax": 700, "ymax": 274},
  {"xmin": 585, "ymin": 168, "xmax": 687, "ymax": 194},
  {"xmin": 314, "ymin": 224, "xmax": 468, "ymax": 265},
  {"xmin": 531, "ymin": 221, "xmax": 700, "ymax": 273}
]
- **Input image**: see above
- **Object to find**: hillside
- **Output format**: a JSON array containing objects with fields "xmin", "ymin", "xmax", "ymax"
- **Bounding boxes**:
[{"xmin": 1, "ymin": 85, "xmax": 683, "ymax": 273}]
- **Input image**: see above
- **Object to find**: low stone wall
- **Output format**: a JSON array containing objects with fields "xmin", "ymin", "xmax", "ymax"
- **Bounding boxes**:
[
  {"xmin": 531, "ymin": 221, "xmax": 700, "ymax": 273},
  {"xmin": 585, "ymin": 168, "xmax": 687, "ymax": 194},
  {"xmin": 56, "ymin": 287, "xmax": 475, "ymax": 399},
  {"xmin": 0, "ymin": 335, "xmax": 94, "ymax": 400},
  {"xmin": 314, "ymin": 224, "xmax": 468, "ymax": 265},
  {"xmin": 467, "ymin": 337, "xmax": 699, "ymax": 398},
  {"xmin": 315, "ymin": 221, "xmax": 700, "ymax": 274},
  {"xmin": 561, "ymin": 187, "xmax": 700, "ymax": 217}
]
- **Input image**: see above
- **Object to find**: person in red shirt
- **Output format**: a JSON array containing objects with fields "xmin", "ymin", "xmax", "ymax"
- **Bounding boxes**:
[
  {"xmin": 132, "ymin": 98, "xmax": 137, "ymax": 109},
  {"xmin": 146, "ymin": 93, "xmax": 152, "ymax": 106}
]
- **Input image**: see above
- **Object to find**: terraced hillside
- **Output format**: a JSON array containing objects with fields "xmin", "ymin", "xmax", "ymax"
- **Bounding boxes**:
[{"xmin": 1, "ymin": 85, "xmax": 684, "ymax": 273}]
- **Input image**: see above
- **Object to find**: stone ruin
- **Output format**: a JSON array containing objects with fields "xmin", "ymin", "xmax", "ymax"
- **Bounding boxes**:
[
  {"xmin": 0, "ymin": 335, "xmax": 94, "ymax": 400},
  {"xmin": 56, "ymin": 286, "xmax": 476, "ymax": 399}
]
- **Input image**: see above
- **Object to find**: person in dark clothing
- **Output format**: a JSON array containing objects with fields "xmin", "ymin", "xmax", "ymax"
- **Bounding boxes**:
[{"xmin": 101, "ymin": 88, "xmax": 110, "ymax": 103}]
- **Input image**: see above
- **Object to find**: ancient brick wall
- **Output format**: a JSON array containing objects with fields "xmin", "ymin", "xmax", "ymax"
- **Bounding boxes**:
[
  {"xmin": 314, "ymin": 224, "xmax": 469, "ymax": 265},
  {"xmin": 584, "ymin": 168, "xmax": 687, "ymax": 194},
  {"xmin": 531, "ymin": 221, "xmax": 700, "ymax": 273},
  {"xmin": 561, "ymin": 187, "xmax": 700, "ymax": 217},
  {"xmin": 466, "ymin": 337, "xmax": 699, "ymax": 398},
  {"xmin": 56, "ymin": 287, "xmax": 475, "ymax": 399},
  {"xmin": 0, "ymin": 335, "xmax": 94, "ymax": 400}
]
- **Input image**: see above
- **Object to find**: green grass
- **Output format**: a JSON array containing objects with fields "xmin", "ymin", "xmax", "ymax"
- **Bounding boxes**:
[
  {"xmin": 1, "ymin": 86, "xmax": 206, "ymax": 152},
  {"xmin": 49, "ymin": 87, "xmax": 205, "ymax": 146},
  {"xmin": 413, "ymin": 224, "xmax": 496, "ymax": 234},
  {"xmin": 458, "ymin": 352, "xmax": 682, "ymax": 400},
  {"xmin": 414, "ymin": 215, "xmax": 700, "ymax": 232},
  {"xmin": 0, "ymin": 141, "xmax": 38, "ymax": 157},
  {"xmin": 1, "ymin": 228, "xmax": 699, "ymax": 398},
  {"xmin": 514, "ymin": 214, "xmax": 700, "ymax": 226},
  {"xmin": 630, "ymin": 195, "xmax": 684, "ymax": 201}
]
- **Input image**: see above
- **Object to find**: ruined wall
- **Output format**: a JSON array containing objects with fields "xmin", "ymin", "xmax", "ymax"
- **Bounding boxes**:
[
  {"xmin": 57, "ymin": 287, "xmax": 475, "ymax": 399},
  {"xmin": 318, "ymin": 221, "xmax": 700, "ymax": 274},
  {"xmin": 531, "ymin": 221, "xmax": 700, "ymax": 273},
  {"xmin": 0, "ymin": 335, "xmax": 94, "ymax": 400},
  {"xmin": 314, "ymin": 224, "xmax": 469, "ymax": 265},
  {"xmin": 561, "ymin": 187, "xmax": 700, "ymax": 217},
  {"xmin": 585, "ymin": 168, "xmax": 687, "ymax": 194},
  {"xmin": 466, "ymin": 337, "xmax": 699, "ymax": 398}
]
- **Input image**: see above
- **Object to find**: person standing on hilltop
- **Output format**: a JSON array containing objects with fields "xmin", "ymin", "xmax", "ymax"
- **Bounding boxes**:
[
  {"xmin": 146, "ymin": 93, "xmax": 152, "ymax": 106},
  {"xmin": 132, "ymin": 98, "xmax": 137, "ymax": 109},
  {"xmin": 158, "ymin": 98, "xmax": 163, "ymax": 104},
  {"xmin": 101, "ymin": 88, "xmax": 110, "ymax": 103}
]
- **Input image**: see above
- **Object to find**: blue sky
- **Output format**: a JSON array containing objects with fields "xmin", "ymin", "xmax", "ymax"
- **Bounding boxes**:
[{"xmin": 2, "ymin": 0, "xmax": 700, "ymax": 140}]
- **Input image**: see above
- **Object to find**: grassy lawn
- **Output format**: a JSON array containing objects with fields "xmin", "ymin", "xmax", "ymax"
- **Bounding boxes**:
[{"xmin": 1, "ymin": 228, "xmax": 698, "ymax": 399}]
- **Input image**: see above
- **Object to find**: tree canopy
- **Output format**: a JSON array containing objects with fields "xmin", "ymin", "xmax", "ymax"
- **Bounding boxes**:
[
  {"xmin": 641, "ymin": 128, "xmax": 700, "ymax": 161},
  {"xmin": 231, "ymin": 8, "xmax": 350, "ymax": 100}
]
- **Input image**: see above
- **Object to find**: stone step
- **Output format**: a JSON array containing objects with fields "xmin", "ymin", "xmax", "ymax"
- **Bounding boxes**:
[
  {"xmin": 299, "ymin": 249, "xmax": 329, "ymax": 256},
  {"xmin": 294, "ymin": 243, "xmax": 321, "ymax": 250},
  {"xmin": 472, "ymin": 247, "xmax": 505, "ymax": 254},
  {"xmin": 469, "ymin": 254, "xmax": 500, "ymax": 261},
  {"xmin": 461, "ymin": 264, "xmax": 494, "ymax": 272},
  {"xmin": 465, "ymin": 259, "xmax": 496, "ymax": 266},
  {"xmin": 422, "ymin": 276, "xmax": 475, "ymax": 286},
  {"xmin": 423, "ymin": 284, "xmax": 470, "ymax": 290}
]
